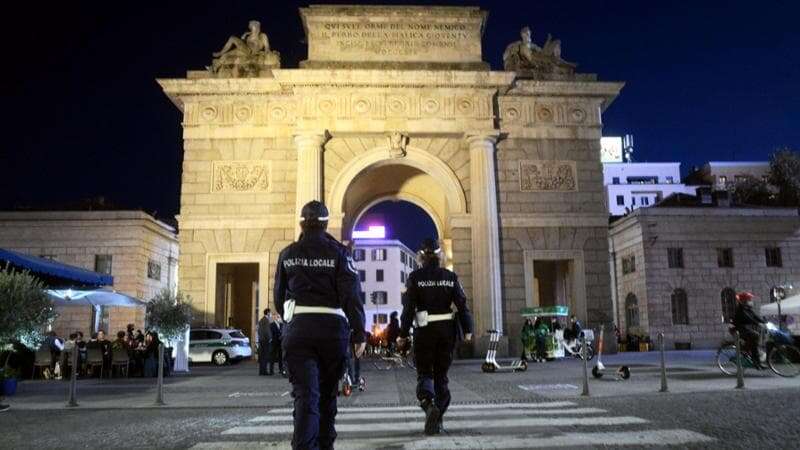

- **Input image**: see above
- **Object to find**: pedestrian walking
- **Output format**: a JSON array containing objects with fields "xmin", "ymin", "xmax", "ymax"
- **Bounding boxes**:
[
  {"xmin": 257, "ymin": 308, "xmax": 272, "ymax": 376},
  {"xmin": 397, "ymin": 238, "xmax": 473, "ymax": 436},
  {"xmin": 269, "ymin": 311, "xmax": 284, "ymax": 376},
  {"xmin": 275, "ymin": 200, "xmax": 366, "ymax": 450}
]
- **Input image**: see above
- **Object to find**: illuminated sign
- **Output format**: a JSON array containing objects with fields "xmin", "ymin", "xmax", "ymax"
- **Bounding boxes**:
[
  {"xmin": 600, "ymin": 137, "xmax": 623, "ymax": 163},
  {"xmin": 352, "ymin": 225, "xmax": 386, "ymax": 239}
]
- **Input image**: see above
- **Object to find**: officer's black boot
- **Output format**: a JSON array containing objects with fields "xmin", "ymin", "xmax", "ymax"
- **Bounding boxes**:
[{"xmin": 421, "ymin": 398, "xmax": 441, "ymax": 436}]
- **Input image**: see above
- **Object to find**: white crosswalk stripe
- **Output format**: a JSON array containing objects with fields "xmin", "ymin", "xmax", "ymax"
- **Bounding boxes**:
[{"xmin": 191, "ymin": 401, "xmax": 716, "ymax": 449}]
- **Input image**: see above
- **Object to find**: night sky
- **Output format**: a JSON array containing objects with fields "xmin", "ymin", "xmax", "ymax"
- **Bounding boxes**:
[{"xmin": 2, "ymin": 1, "xmax": 798, "ymax": 245}]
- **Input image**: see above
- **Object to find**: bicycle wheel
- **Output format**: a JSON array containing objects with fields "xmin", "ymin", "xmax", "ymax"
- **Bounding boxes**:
[
  {"xmin": 768, "ymin": 345, "xmax": 800, "ymax": 378},
  {"xmin": 716, "ymin": 344, "xmax": 740, "ymax": 376}
]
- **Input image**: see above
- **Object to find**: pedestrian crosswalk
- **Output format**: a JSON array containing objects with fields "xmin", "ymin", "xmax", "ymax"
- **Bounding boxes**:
[{"xmin": 191, "ymin": 401, "xmax": 715, "ymax": 449}]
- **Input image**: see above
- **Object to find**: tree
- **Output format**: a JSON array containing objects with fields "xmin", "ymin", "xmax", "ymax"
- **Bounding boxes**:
[
  {"xmin": 731, "ymin": 175, "xmax": 773, "ymax": 206},
  {"xmin": 768, "ymin": 149, "xmax": 800, "ymax": 206},
  {"xmin": 146, "ymin": 289, "xmax": 193, "ymax": 343},
  {"xmin": 0, "ymin": 269, "xmax": 56, "ymax": 354}
]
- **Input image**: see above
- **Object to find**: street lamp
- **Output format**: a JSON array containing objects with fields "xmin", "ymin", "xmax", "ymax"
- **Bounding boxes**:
[{"xmin": 773, "ymin": 284, "xmax": 793, "ymax": 330}]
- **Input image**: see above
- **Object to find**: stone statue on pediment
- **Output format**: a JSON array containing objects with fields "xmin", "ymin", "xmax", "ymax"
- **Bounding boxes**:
[
  {"xmin": 503, "ymin": 26, "xmax": 576, "ymax": 78},
  {"xmin": 209, "ymin": 20, "xmax": 280, "ymax": 77}
]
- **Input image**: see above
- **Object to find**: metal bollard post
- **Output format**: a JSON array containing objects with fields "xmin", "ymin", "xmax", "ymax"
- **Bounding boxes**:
[
  {"xmin": 734, "ymin": 331, "xmax": 745, "ymax": 389},
  {"xmin": 155, "ymin": 343, "xmax": 166, "ymax": 405},
  {"xmin": 67, "ymin": 349, "xmax": 79, "ymax": 407},
  {"xmin": 659, "ymin": 332, "xmax": 668, "ymax": 393},
  {"xmin": 581, "ymin": 335, "xmax": 590, "ymax": 397}
]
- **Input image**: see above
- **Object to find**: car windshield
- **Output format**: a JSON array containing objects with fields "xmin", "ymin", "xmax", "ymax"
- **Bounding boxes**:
[{"xmin": 229, "ymin": 331, "xmax": 246, "ymax": 339}]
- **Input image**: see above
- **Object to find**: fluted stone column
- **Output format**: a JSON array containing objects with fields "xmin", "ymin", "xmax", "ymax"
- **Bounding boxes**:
[
  {"xmin": 467, "ymin": 132, "xmax": 503, "ymax": 336},
  {"xmin": 294, "ymin": 132, "xmax": 328, "ymax": 238}
]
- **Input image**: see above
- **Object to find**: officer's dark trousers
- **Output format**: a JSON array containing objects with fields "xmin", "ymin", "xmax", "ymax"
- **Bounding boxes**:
[
  {"xmin": 258, "ymin": 342, "xmax": 270, "ymax": 375},
  {"xmin": 283, "ymin": 315, "xmax": 348, "ymax": 450},
  {"xmin": 413, "ymin": 320, "xmax": 456, "ymax": 416}
]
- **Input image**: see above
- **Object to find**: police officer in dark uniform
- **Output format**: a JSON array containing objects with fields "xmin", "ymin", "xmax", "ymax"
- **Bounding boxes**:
[
  {"xmin": 396, "ymin": 238, "xmax": 473, "ymax": 435},
  {"xmin": 274, "ymin": 200, "xmax": 366, "ymax": 450}
]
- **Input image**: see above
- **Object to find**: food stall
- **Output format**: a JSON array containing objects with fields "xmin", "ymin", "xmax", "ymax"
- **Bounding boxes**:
[{"xmin": 521, "ymin": 305, "xmax": 569, "ymax": 360}]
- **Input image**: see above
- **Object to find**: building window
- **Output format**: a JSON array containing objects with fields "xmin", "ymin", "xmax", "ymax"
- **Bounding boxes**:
[
  {"xmin": 401, "ymin": 252, "xmax": 407, "ymax": 264},
  {"xmin": 625, "ymin": 294, "xmax": 639, "ymax": 328},
  {"xmin": 372, "ymin": 249, "xmax": 387, "ymax": 261},
  {"xmin": 359, "ymin": 291, "xmax": 366, "ymax": 305},
  {"xmin": 401, "ymin": 271, "xmax": 406, "ymax": 283},
  {"xmin": 358, "ymin": 270, "xmax": 366, "ymax": 282},
  {"xmin": 666, "ymin": 176, "xmax": 674, "ymax": 184},
  {"xmin": 642, "ymin": 197, "xmax": 650, "ymax": 206},
  {"xmin": 612, "ymin": 177, "xmax": 620, "ymax": 185},
  {"xmin": 373, "ymin": 313, "xmax": 388, "ymax": 325},
  {"xmin": 671, "ymin": 289, "xmax": 689, "ymax": 325},
  {"xmin": 631, "ymin": 197, "xmax": 636, "ymax": 206},
  {"xmin": 376, "ymin": 269, "xmax": 384, "ymax": 282},
  {"xmin": 718, "ymin": 175, "xmax": 727, "ymax": 185},
  {"xmin": 621, "ymin": 255, "xmax": 636, "ymax": 275},
  {"xmin": 353, "ymin": 249, "xmax": 365, "ymax": 261},
  {"xmin": 765, "ymin": 247, "xmax": 782, "ymax": 267},
  {"xmin": 371, "ymin": 291, "xmax": 388, "ymax": 305},
  {"xmin": 147, "ymin": 260, "xmax": 162, "ymax": 281},
  {"xmin": 717, "ymin": 248, "xmax": 734, "ymax": 268},
  {"xmin": 94, "ymin": 254, "xmax": 113, "ymax": 275},
  {"xmin": 616, "ymin": 195, "xmax": 625, "ymax": 206},
  {"xmin": 721, "ymin": 288, "xmax": 736, "ymax": 323},
  {"xmin": 667, "ymin": 248, "xmax": 684, "ymax": 269}
]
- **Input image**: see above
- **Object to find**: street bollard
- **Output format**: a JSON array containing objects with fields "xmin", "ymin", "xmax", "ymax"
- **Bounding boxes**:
[
  {"xmin": 581, "ymin": 335, "xmax": 590, "ymax": 397},
  {"xmin": 67, "ymin": 349, "xmax": 78, "ymax": 407},
  {"xmin": 734, "ymin": 331, "xmax": 745, "ymax": 389},
  {"xmin": 659, "ymin": 332, "xmax": 668, "ymax": 393},
  {"xmin": 155, "ymin": 343, "xmax": 166, "ymax": 405}
]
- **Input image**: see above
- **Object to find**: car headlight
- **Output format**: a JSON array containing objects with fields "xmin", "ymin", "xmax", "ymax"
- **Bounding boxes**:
[{"xmin": 766, "ymin": 322, "xmax": 777, "ymax": 331}]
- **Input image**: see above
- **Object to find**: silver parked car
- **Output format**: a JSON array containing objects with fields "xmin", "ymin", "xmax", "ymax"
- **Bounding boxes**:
[{"xmin": 189, "ymin": 328, "xmax": 252, "ymax": 366}]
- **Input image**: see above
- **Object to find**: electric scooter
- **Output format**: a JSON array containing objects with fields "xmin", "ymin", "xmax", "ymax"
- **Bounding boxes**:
[
  {"xmin": 591, "ymin": 325, "xmax": 630, "ymax": 380},
  {"xmin": 481, "ymin": 329, "xmax": 528, "ymax": 373}
]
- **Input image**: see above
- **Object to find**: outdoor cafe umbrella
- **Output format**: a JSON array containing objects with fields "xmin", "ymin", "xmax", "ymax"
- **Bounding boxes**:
[
  {"xmin": 760, "ymin": 294, "xmax": 800, "ymax": 316},
  {"xmin": 45, "ymin": 288, "xmax": 147, "ymax": 307}
]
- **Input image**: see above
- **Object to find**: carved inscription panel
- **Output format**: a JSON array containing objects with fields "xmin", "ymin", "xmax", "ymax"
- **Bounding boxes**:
[
  {"xmin": 212, "ymin": 161, "xmax": 271, "ymax": 193},
  {"xmin": 519, "ymin": 160, "xmax": 577, "ymax": 192},
  {"xmin": 301, "ymin": 6, "xmax": 484, "ymax": 63}
]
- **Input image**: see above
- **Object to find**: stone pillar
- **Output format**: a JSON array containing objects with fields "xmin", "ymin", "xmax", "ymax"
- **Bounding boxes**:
[
  {"xmin": 466, "ymin": 132, "xmax": 503, "ymax": 336},
  {"xmin": 293, "ymin": 132, "xmax": 329, "ymax": 238}
]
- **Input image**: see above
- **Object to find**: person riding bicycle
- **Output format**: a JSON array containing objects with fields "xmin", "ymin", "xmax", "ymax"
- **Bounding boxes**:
[{"xmin": 733, "ymin": 291, "xmax": 766, "ymax": 368}]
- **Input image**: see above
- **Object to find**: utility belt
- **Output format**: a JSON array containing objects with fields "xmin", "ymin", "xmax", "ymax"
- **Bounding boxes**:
[
  {"xmin": 414, "ymin": 311, "xmax": 454, "ymax": 328},
  {"xmin": 283, "ymin": 299, "xmax": 347, "ymax": 323}
]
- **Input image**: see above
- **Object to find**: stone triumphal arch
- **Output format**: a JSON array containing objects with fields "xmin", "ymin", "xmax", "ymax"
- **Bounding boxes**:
[{"xmin": 159, "ymin": 5, "xmax": 623, "ymax": 355}]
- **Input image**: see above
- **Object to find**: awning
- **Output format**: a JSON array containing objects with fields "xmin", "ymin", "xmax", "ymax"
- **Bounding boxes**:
[
  {"xmin": 761, "ymin": 295, "xmax": 800, "ymax": 316},
  {"xmin": 46, "ymin": 288, "xmax": 146, "ymax": 308},
  {"xmin": 0, "ymin": 248, "xmax": 113, "ymax": 286}
]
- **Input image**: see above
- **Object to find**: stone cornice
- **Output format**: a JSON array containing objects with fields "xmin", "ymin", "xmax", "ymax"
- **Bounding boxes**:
[
  {"xmin": 500, "ymin": 213, "xmax": 609, "ymax": 228},
  {"xmin": 177, "ymin": 214, "xmax": 295, "ymax": 230},
  {"xmin": 505, "ymin": 80, "xmax": 625, "ymax": 111}
]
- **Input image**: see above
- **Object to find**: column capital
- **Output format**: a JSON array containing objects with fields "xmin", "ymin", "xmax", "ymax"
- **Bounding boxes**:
[
  {"xmin": 293, "ymin": 130, "xmax": 330, "ymax": 148},
  {"xmin": 464, "ymin": 131, "xmax": 501, "ymax": 148}
]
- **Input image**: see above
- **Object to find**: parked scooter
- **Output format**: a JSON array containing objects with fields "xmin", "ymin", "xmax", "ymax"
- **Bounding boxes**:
[
  {"xmin": 481, "ymin": 329, "xmax": 528, "ymax": 373},
  {"xmin": 591, "ymin": 325, "xmax": 630, "ymax": 380}
]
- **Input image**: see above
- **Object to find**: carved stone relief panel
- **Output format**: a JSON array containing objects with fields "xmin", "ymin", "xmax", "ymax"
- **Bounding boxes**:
[
  {"xmin": 212, "ymin": 160, "xmax": 271, "ymax": 193},
  {"xmin": 519, "ymin": 160, "xmax": 577, "ymax": 192}
]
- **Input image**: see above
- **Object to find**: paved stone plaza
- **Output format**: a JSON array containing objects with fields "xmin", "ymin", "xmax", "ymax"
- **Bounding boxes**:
[{"xmin": 2, "ymin": 353, "xmax": 799, "ymax": 449}]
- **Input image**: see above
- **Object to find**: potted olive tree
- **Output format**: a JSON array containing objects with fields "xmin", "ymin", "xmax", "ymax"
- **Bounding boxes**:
[
  {"xmin": 0, "ymin": 269, "xmax": 56, "ymax": 410},
  {"xmin": 146, "ymin": 289, "xmax": 193, "ymax": 374}
]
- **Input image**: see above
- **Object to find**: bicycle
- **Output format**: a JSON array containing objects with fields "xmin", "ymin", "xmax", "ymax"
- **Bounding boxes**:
[{"xmin": 716, "ymin": 322, "xmax": 800, "ymax": 378}]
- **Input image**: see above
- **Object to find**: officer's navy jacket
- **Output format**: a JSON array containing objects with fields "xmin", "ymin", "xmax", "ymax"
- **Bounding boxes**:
[
  {"xmin": 399, "ymin": 261, "xmax": 474, "ymax": 338},
  {"xmin": 274, "ymin": 230, "xmax": 366, "ymax": 343}
]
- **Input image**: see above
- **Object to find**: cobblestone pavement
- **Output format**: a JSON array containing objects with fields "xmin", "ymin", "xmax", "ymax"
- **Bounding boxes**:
[{"xmin": 1, "ymin": 351, "xmax": 799, "ymax": 449}]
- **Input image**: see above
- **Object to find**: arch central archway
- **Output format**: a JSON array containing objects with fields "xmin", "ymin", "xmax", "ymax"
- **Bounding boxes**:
[{"xmin": 328, "ymin": 145, "xmax": 467, "ymax": 255}]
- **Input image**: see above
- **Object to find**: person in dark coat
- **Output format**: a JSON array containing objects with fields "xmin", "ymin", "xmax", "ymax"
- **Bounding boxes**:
[
  {"xmin": 269, "ymin": 312, "xmax": 284, "ymax": 375},
  {"xmin": 733, "ymin": 291, "xmax": 766, "ymax": 368},
  {"xmin": 257, "ymin": 308, "xmax": 272, "ymax": 376},
  {"xmin": 385, "ymin": 311, "xmax": 400, "ymax": 352},
  {"xmin": 274, "ymin": 201, "xmax": 366, "ymax": 450},
  {"xmin": 397, "ymin": 238, "xmax": 473, "ymax": 435}
]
